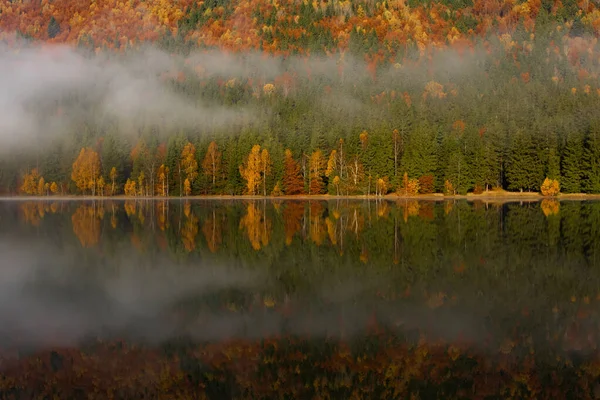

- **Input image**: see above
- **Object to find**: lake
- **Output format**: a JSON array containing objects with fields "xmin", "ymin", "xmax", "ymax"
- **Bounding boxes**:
[{"xmin": 1, "ymin": 198, "xmax": 600, "ymax": 398}]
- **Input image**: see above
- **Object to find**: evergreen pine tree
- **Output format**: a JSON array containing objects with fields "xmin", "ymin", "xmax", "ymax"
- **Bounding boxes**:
[
  {"xmin": 561, "ymin": 131, "xmax": 584, "ymax": 193},
  {"xmin": 583, "ymin": 122, "xmax": 600, "ymax": 193}
]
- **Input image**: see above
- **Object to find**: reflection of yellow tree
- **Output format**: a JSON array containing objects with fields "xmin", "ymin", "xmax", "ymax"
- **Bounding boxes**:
[
  {"xmin": 181, "ymin": 203, "xmax": 198, "ymax": 252},
  {"xmin": 444, "ymin": 201, "xmax": 454, "ymax": 215},
  {"xmin": 541, "ymin": 199, "xmax": 560, "ymax": 216},
  {"xmin": 326, "ymin": 217, "xmax": 337, "ymax": 245},
  {"xmin": 283, "ymin": 202, "xmax": 304, "ymax": 245},
  {"xmin": 309, "ymin": 202, "xmax": 326, "ymax": 246},
  {"xmin": 398, "ymin": 200, "xmax": 421, "ymax": 222},
  {"xmin": 418, "ymin": 202, "xmax": 434, "ymax": 221},
  {"xmin": 71, "ymin": 205, "xmax": 101, "ymax": 247},
  {"xmin": 239, "ymin": 203, "xmax": 272, "ymax": 250},
  {"xmin": 157, "ymin": 201, "xmax": 169, "ymax": 231},
  {"xmin": 202, "ymin": 210, "xmax": 222, "ymax": 253},
  {"xmin": 20, "ymin": 202, "xmax": 44, "ymax": 226},
  {"xmin": 124, "ymin": 201, "xmax": 136, "ymax": 219},
  {"xmin": 376, "ymin": 201, "xmax": 390, "ymax": 219},
  {"xmin": 360, "ymin": 247, "xmax": 369, "ymax": 264},
  {"xmin": 137, "ymin": 203, "xmax": 145, "ymax": 225}
]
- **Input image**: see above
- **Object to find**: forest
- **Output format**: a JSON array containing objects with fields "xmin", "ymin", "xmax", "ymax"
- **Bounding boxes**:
[{"xmin": 2, "ymin": 0, "xmax": 600, "ymax": 196}]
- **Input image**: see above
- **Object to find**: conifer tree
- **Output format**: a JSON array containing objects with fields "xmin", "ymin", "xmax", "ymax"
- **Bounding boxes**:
[
  {"xmin": 283, "ymin": 149, "xmax": 304, "ymax": 195},
  {"xmin": 561, "ymin": 131, "xmax": 584, "ymax": 193}
]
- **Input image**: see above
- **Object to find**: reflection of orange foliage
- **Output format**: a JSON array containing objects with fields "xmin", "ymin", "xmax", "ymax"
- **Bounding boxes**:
[
  {"xmin": 124, "ymin": 201, "xmax": 136, "ymax": 218},
  {"xmin": 418, "ymin": 202, "xmax": 434, "ymax": 221},
  {"xmin": 399, "ymin": 200, "xmax": 420, "ymax": 222},
  {"xmin": 423, "ymin": 81, "xmax": 446, "ymax": 99},
  {"xmin": 453, "ymin": 262, "xmax": 466, "ymax": 274},
  {"xmin": 131, "ymin": 233, "xmax": 143, "ymax": 251},
  {"xmin": 239, "ymin": 203, "xmax": 272, "ymax": 250},
  {"xmin": 444, "ymin": 201, "xmax": 454, "ymax": 215},
  {"xmin": 326, "ymin": 218, "xmax": 337, "ymax": 245},
  {"xmin": 359, "ymin": 247, "xmax": 368, "ymax": 264},
  {"xmin": 156, "ymin": 202, "xmax": 169, "ymax": 231},
  {"xmin": 452, "ymin": 120, "xmax": 466, "ymax": 132},
  {"xmin": 71, "ymin": 205, "xmax": 101, "ymax": 248},
  {"xmin": 181, "ymin": 207, "xmax": 199, "ymax": 252},
  {"xmin": 111, "ymin": 215, "xmax": 118, "ymax": 229},
  {"xmin": 19, "ymin": 202, "xmax": 44, "ymax": 226},
  {"xmin": 201, "ymin": 211, "xmax": 222, "ymax": 253},
  {"xmin": 541, "ymin": 199, "xmax": 560, "ymax": 217},
  {"xmin": 309, "ymin": 202, "xmax": 326, "ymax": 246},
  {"xmin": 283, "ymin": 202, "xmax": 304, "ymax": 245},
  {"xmin": 376, "ymin": 202, "xmax": 390, "ymax": 219},
  {"xmin": 426, "ymin": 292, "xmax": 446, "ymax": 309}
]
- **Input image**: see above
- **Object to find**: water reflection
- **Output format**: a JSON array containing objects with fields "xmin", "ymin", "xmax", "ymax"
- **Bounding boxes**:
[{"xmin": 2, "ymin": 199, "xmax": 600, "ymax": 397}]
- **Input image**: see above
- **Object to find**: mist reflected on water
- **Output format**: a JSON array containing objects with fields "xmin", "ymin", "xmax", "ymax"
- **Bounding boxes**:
[{"xmin": 1, "ymin": 199, "xmax": 600, "ymax": 397}]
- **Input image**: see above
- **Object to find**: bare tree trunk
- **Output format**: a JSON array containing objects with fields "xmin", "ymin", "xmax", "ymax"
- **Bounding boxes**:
[
  {"xmin": 178, "ymin": 163, "xmax": 182, "ymax": 198},
  {"xmin": 212, "ymin": 153, "xmax": 216, "ymax": 190}
]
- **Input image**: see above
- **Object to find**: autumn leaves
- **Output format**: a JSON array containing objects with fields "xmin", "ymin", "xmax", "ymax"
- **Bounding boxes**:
[
  {"xmin": 239, "ymin": 145, "xmax": 271, "ymax": 196},
  {"xmin": 20, "ymin": 169, "xmax": 59, "ymax": 196}
]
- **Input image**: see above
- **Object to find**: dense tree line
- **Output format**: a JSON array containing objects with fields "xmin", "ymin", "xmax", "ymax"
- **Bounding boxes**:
[{"xmin": 3, "ymin": 1, "xmax": 600, "ymax": 195}]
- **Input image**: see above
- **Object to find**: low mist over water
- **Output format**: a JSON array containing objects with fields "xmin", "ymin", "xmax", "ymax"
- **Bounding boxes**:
[{"xmin": 1, "ymin": 199, "xmax": 600, "ymax": 397}]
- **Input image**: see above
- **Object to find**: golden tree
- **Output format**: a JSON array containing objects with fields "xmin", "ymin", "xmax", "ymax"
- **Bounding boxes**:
[
  {"xmin": 20, "ymin": 169, "xmax": 41, "ymax": 195},
  {"xmin": 157, "ymin": 164, "xmax": 169, "ymax": 196},
  {"xmin": 239, "ymin": 145, "xmax": 263, "ymax": 195},
  {"xmin": 184, "ymin": 178, "xmax": 191, "ymax": 196},
  {"xmin": 202, "ymin": 141, "xmax": 222, "ymax": 192},
  {"xmin": 309, "ymin": 150, "xmax": 325, "ymax": 194},
  {"xmin": 97, "ymin": 176, "xmax": 106, "ymax": 196},
  {"xmin": 37, "ymin": 177, "xmax": 46, "ymax": 196},
  {"xmin": 137, "ymin": 172, "xmax": 146, "ymax": 196},
  {"xmin": 181, "ymin": 142, "xmax": 198, "ymax": 195},
  {"xmin": 124, "ymin": 179, "xmax": 137, "ymax": 196},
  {"xmin": 332, "ymin": 175, "xmax": 341, "ymax": 195},
  {"xmin": 71, "ymin": 147, "xmax": 101, "ymax": 195},
  {"xmin": 541, "ymin": 177, "xmax": 560, "ymax": 196},
  {"xmin": 50, "ymin": 182, "xmax": 59, "ymax": 195}
]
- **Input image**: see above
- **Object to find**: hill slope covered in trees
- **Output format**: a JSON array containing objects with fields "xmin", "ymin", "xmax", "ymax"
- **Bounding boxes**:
[{"xmin": 2, "ymin": 0, "xmax": 600, "ymax": 196}]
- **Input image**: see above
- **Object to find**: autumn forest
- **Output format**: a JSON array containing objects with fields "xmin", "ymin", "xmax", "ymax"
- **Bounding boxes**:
[
  {"xmin": 5, "ymin": 0, "xmax": 600, "ymax": 397},
  {"xmin": 3, "ymin": 0, "xmax": 600, "ymax": 196}
]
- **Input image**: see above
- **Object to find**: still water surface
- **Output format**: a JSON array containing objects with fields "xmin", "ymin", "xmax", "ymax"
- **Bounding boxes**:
[{"xmin": 1, "ymin": 199, "xmax": 600, "ymax": 398}]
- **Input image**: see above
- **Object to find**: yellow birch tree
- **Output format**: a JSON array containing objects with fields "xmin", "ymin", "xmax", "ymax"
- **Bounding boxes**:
[
  {"xmin": 71, "ymin": 147, "xmax": 101, "ymax": 195},
  {"xmin": 202, "ymin": 141, "xmax": 222, "ymax": 192},
  {"xmin": 239, "ymin": 145, "xmax": 263, "ymax": 195}
]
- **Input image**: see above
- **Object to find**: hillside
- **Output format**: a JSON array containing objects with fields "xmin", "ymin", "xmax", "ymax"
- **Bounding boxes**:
[{"xmin": 2, "ymin": 0, "xmax": 600, "ymax": 196}]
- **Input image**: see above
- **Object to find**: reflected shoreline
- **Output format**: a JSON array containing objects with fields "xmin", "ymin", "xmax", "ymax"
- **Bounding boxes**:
[
  {"xmin": 2, "ymin": 199, "xmax": 600, "ymax": 396},
  {"xmin": 0, "ymin": 194, "xmax": 578, "ymax": 203}
]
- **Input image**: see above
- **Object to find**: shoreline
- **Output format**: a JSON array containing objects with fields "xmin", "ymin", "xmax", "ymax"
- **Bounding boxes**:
[{"xmin": 0, "ymin": 192, "xmax": 596, "ymax": 202}]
